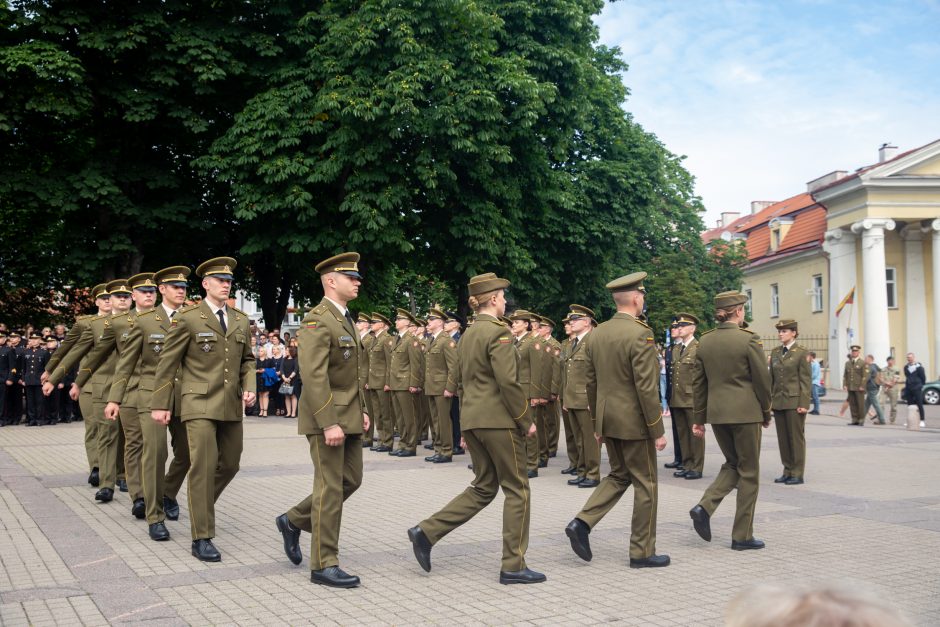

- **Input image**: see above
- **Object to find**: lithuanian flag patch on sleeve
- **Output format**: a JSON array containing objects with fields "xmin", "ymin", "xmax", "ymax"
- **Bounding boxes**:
[
  {"xmin": 305, "ymin": 321, "xmax": 318, "ymax": 329},
  {"xmin": 498, "ymin": 336, "xmax": 511, "ymax": 344}
]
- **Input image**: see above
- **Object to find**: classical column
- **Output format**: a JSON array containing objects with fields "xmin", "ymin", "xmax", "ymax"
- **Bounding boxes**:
[
  {"xmin": 823, "ymin": 228, "xmax": 857, "ymax": 380},
  {"xmin": 851, "ymin": 218, "xmax": 896, "ymax": 364},
  {"xmin": 930, "ymin": 219, "xmax": 940, "ymax": 378},
  {"xmin": 902, "ymin": 224, "xmax": 929, "ymax": 374}
]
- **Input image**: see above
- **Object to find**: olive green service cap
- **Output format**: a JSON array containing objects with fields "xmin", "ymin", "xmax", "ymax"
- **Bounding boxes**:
[
  {"xmin": 128, "ymin": 272, "xmax": 157, "ymax": 292},
  {"xmin": 714, "ymin": 290, "xmax": 748, "ymax": 308},
  {"xmin": 315, "ymin": 252, "xmax": 362, "ymax": 279},
  {"xmin": 196, "ymin": 257, "xmax": 236, "ymax": 280},
  {"xmin": 154, "ymin": 266, "xmax": 191, "ymax": 287},
  {"xmin": 775, "ymin": 319, "xmax": 798, "ymax": 331},
  {"xmin": 606, "ymin": 271, "xmax": 647, "ymax": 293},
  {"xmin": 106, "ymin": 279, "xmax": 131, "ymax": 295},
  {"xmin": 673, "ymin": 312, "xmax": 700, "ymax": 326},
  {"xmin": 371, "ymin": 312, "xmax": 392, "ymax": 327},
  {"xmin": 92, "ymin": 283, "xmax": 110, "ymax": 299},
  {"xmin": 357, "ymin": 312, "xmax": 371, "ymax": 323},
  {"xmin": 467, "ymin": 272, "xmax": 510, "ymax": 297},
  {"xmin": 567, "ymin": 305, "xmax": 595, "ymax": 321}
]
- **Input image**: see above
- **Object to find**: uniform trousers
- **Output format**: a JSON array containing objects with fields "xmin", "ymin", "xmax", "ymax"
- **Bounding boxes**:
[
  {"xmin": 561, "ymin": 407, "xmax": 579, "ymax": 471},
  {"xmin": 429, "ymin": 395, "xmax": 454, "ymax": 457},
  {"xmin": 884, "ymin": 386, "xmax": 899, "ymax": 422},
  {"xmin": 79, "ymin": 388, "xmax": 99, "ymax": 471},
  {"xmin": 671, "ymin": 407, "xmax": 704, "ymax": 473},
  {"xmin": 576, "ymin": 437, "xmax": 658, "ymax": 559},
  {"xmin": 545, "ymin": 401, "xmax": 560, "ymax": 455},
  {"xmin": 140, "ymin": 411, "xmax": 190, "ymax": 524},
  {"xmin": 568, "ymin": 408, "xmax": 600, "ymax": 481},
  {"xmin": 698, "ymin": 422, "xmax": 762, "ymax": 542},
  {"xmin": 362, "ymin": 385, "xmax": 375, "ymax": 442},
  {"xmin": 93, "ymin": 396, "xmax": 121, "ymax": 490},
  {"xmin": 369, "ymin": 389, "xmax": 393, "ymax": 448},
  {"xmin": 185, "ymin": 419, "xmax": 243, "ymax": 540},
  {"xmin": 119, "ymin": 401, "xmax": 144, "ymax": 500},
  {"xmin": 416, "ymin": 394, "xmax": 431, "ymax": 443},
  {"xmin": 392, "ymin": 390, "xmax": 417, "ymax": 452},
  {"xmin": 772, "ymin": 409, "xmax": 805, "ymax": 479},
  {"xmin": 287, "ymin": 433, "xmax": 363, "ymax": 570},
  {"xmin": 536, "ymin": 404, "xmax": 550, "ymax": 463},
  {"xmin": 25, "ymin": 385, "xmax": 46, "ymax": 423},
  {"xmin": 419, "ymin": 428, "xmax": 530, "ymax": 571},
  {"xmin": 846, "ymin": 390, "xmax": 866, "ymax": 424},
  {"xmin": 525, "ymin": 407, "xmax": 540, "ymax": 472}
]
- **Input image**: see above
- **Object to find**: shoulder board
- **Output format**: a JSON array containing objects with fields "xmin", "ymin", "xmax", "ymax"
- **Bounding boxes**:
[
  {"xmin": 231, "ymin": 307, "xmax": 248, "ymax": 316},
  {"xmin": 136, "ymin": 309, "xmax": 156, "ymax": 318},
  {"xmin": 178, "ymin": 303, "xmax": 200, "ymax": 314},
  {"xmin": 738, "ymin": 327, "xmax": 755, "ymax": 334},
  {"xmin": 701, "ymin": 328, "xmax": 715, "ymax": 336},
  {"xmin": 77, "ymin": 314, "xmax": 96, "ymax": 321},
  {"xmin": 312, "ymin": 304, "xmax": 328, "ymax": 315},
  {"xmin": 632, "ymin": 318, "xmax": 651, "ymax": 330},
  {"xmin": 487, "ymin": 319, "xmax": 505, "ymax": 327}
]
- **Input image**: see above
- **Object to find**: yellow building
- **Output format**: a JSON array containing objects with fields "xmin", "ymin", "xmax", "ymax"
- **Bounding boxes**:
[{"xmin": 703, "ymin": 140, "xmax": 940, "ymax": 379}]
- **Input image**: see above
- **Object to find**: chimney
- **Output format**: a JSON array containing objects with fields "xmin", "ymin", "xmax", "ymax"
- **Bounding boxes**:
[
  {"xmin": 750, "ymin": 201, "xmax": 776, "ymax": 214},
  {"xmin": 806, "ymin": 171, "xmax": 848, "ymax": 193},
  {"xmin": 720, "ymin": 211, "xmax": 740, "ymax": 227},
  {"xmin": 878, "ymin": 143, "xmax": 898, "ymax": 163}
]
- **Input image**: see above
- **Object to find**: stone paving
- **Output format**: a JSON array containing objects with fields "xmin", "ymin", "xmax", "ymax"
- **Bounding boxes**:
[{"xmin": 1, "ymin": 399, "xmax": 938, "ymax": 626}]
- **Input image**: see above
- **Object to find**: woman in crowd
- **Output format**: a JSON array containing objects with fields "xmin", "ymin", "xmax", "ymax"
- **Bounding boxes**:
[
  {"xmin": 270, "ymin": 344, "xmax": 286, "ymax": 416},
  {"xmin": 279, "ymin": 345, "xmax": 299, "ymax": 418}
]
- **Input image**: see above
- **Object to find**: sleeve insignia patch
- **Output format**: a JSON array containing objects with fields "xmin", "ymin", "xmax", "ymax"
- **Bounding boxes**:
[
  {"xmin": 646, "ymin": 336, "xmax": 655, "ymax": 344},
  {"xmin": 499, "ymin": 336, "xmax": 511, "ymax": 344},
  {"xmin": 305, "ymin": 321, "xmax": 318, "ymax": 329}
]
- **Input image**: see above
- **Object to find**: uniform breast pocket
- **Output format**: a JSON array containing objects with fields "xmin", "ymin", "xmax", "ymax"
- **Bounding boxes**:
[
  {"xmin": 148, "ymin": 338, "xmax": 165, "ymax": 354},
  {"xmin": 336, "ymin": 339, "xmax": 356, "ymax": 363},
  {"xmin": 194, "ymin": 333, "xmax": 218, "ymax": 353}
]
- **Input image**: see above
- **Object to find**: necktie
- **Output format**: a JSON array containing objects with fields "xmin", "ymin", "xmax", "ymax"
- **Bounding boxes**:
[
  {"xmin": 783, "ymin": 346, "xmax": 789, "ymax": 356},
  {"xmin": 571, "ymin": 338, "xmax": 579, "ymax": 352},
  {"xmin": 169, "ymin": 310, "xmax": 176, "ymax": 319},
  {"xmin": 679, "ymin": 343, "xmax": 686, "ymax": 356},
  {"xmin": 344, "ymin": 310, "xmax": 356, "ymax": 333},
  {"xmin": 217, "ymin": 309, "xmax": 227, "ymax": 333}
]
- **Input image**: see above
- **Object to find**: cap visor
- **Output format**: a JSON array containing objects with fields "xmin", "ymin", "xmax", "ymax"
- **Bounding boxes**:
[
  {"xmin": 340, "ymin": 271, "xmax": 362, "ymax": 279},
  {"xmin": 164, "ymin": 281, "xmax": 188, "ymax": 287}
]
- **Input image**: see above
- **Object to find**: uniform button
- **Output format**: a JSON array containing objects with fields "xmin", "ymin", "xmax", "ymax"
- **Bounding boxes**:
[{"xmin": 224, "ymin": 368, "xmax": 229, "ymax": 372}]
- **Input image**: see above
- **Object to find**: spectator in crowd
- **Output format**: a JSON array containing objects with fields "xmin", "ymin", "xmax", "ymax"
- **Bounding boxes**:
[
  {"xmin": 881, "ymin": 355, "xmax": 901, "ymax": 424},
  {"xmin": 258, "ymin": 345, "xmax": 276, "ymax": 417},
  {"xmin": 267, "ymin": 332, "xmax": 283, "ymax": 359},
  {"xmin": 808, "ymin": 352, "xmax": 821, "ymax": 415},
  {"xmin": 904, "ymin": 353, "xmax": 927, "ymax": 428},
  {"xmin": 864, "ymin": 354, "xmax": 885, "ymax": 425},
  {"xmin": 279, "ymin": 345, "xmax": 299, "ymax": 418},
  {"xmin": 283, "ymin": 331, "xmax": 291, "ymax": 346},
  {"xmin": 658, "ymin": 349, "xmax": 670, "ymax": 416},
  {"xmin": 270, "ymin": 344, "xmax": 286, "ymax": 416}
]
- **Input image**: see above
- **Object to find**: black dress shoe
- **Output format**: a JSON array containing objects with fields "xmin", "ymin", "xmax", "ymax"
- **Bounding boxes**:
[
  {"xmin": 424, "ymin": 443, "xmax": 434, "ymax": 450},
  {"xmin": 629, "ymin": 554, "xmax": 671, "ymax": 568},
  {"xmin": 95, "ymin": 488, "xmax": 113, "ymax": 502},
  {"xmin": 373, "ymin": 446, "xmax": 391, "ymax": 453},
  {"xmin": 683, "ymin": 471, "xmax": 703, "ymax": 480},
  {"xmin": 433, "ymin": 456, "xmax": 452, "ymax": 463},
  {"xmin": 389, "ymin": 449, "xmax": 402, "ymax": 456},
  {"xmin": 565, "ymin": 518, "xmax": 592, "ymax": 561},
  {"xmin": 424, "ymin": 454, "xmax": 440, "ymax": 462},
  {"xmin": 27, "ymin": 420, "xmax": 39, "ymax": 427},
  {"xmin": 149, "ymin": 522, "xmax": 170, "ymax": 541},
  {"xmin": 731, "ymin": 538, "xmax": 765, "ymax": 551},
  {"xmin": 311, "ymin": 566, "xmax": 360, "ymax": 588},
  {"xmin": 88, "ymin": 468, "xmax": 100, "ymax": 487},
  {"xmin": 526, "ymin": 469, "xmax": 538, "ymax": 478},
  {"xmin": 192, "ymin": 538, "xmax": 221, "ymax": 562},
  {"xmin": 467, "ymin": 464, "xmax": 474, "ymax": 470},
  {"xmin": 578, "ymin": 479, "xmax": 600, "ymax": 488},
  {"xmin": 689, "ymin": 505, "xmax": 711, "ymax": 542},
  {"xmin": 132, "ymin": 498, "xmax": 146, "ymax": 519},
  {"xmin": 117, "ymin": 479, "xmax": 128, "ymax": 492},
  {"xmin": 560, "ymin": 466, "xmax": 576, "ymax": 475},
  {"xmin": 567, "ymin": 475, "xmax": 584, "ymax": 485},
  {"xmin": 537, "ymin": 459, "xmax": 547, "ymax": 468},
  {"xmin": 276, "ymin": 513, "xmax": 302, "ymax": 565},
  {"xmin": 453, "ymin": 447, "xmax": 465, "ymax": 455},
  {"xmin": 774, "ymin": 474, "xmax": 790, "ymax": 483},
  {"xmin": 809, "ymin": 410, "xmax": 820, "ymax": 415},
  {"xmin": 785, "ymin": 477, "xmax": 804, "ymax": 485},
  {"xmin": 499, "ymin": 568, "xmax": 546, "ymax": 585},
  {"xmin": 549, "ymin": 452, "xmax": 557, "ymax": 458},
  {"xmin": 673, "ymin": 469, "xmax": 688, "ymax": 477},
  {"xmin": 407, "ymin": 526, "xmax": 432, "ymax": 572},
  {"xmin": 664, "ymin": 461, "xmax": 682, "ymax": 469},
  {"xmin": 397, "ymin": 450, "xmax": 416, "ymax": 458},
  {"xmin": 163, "ymin": 496, "xmax": 180, "ymax": 521}
]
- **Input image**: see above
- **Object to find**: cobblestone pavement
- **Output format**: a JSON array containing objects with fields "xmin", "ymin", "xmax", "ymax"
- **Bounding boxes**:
[{"xmin": 1, "ymin": 399, "xmax": 938, "ymax": 626}]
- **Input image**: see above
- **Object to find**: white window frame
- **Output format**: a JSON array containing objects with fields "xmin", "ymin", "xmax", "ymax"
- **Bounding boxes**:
[
  {"xmin": 886, "ymin": 267, "xmax": 898, "ymax": 309},
  {"xmin": 744, "ymin": 289, "xmax": 753, "ymax": 317},
  {"xmin": 770, "ymin": 284, "xmax": 779, "ymax": 318},
  {"xmin": 812, "ymin": 275, "xmax": 823, "ymax": 313}
]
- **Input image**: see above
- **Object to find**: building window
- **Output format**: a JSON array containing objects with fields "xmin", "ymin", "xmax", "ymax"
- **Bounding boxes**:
[
  {"xmin": 886, "ymin": 267, "xmax": 897, "ymax": 309},
  {"xmin": 745, "ymin": 289, "xmax": 753, "ymax": 317},
  {"xmin": 812, "ymin": 275, "xmax": 823, "ymax": 312},
  {"xmin": 770, "ymin": 284, "xmax": 779, "ymax": 317},
  {"xmin": 771, "ymin": 229, "xmax": 781, "ymax": 251}
]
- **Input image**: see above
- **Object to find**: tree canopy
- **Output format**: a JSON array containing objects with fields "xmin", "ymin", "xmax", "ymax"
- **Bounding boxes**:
[{"xmin": 1, "ymin": 0, "xmax": 741, "ymax": 335}]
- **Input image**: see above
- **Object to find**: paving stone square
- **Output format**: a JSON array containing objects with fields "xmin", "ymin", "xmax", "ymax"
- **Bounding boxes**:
[{"xmin": 1, "ymin": 399, "xmax": 938, "ymax": 625}]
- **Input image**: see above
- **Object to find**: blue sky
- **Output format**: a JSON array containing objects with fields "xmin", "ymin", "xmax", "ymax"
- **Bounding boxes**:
[{"xmin": 596, "ymin": 0, "xmax": 940, "ymax": 228}]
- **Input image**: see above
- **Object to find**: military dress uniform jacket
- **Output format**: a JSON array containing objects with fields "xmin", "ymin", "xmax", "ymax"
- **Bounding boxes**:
[
  {"xmin": 45, "ymin": 315, "xmax": 95, "ymax": 374},
  {"xmin": 585, "ymin": 313, "xmax": 664, "ymax": 441},
  {"xmin": 692, "ymin": 322, "xmax": 772, "ymax": 425},
  {"xmin": 110, "ymin": 308, "xmax": 182, "ymax": 413},
  {"xmin": 769, "ymin": 344, "xmax": 812, "ymax": 410},
  {"xmin": 75, "ymin": 312, "xmax": 137, "ymax": 396},
  {"xmin": 295, "ymin": 300, "xmax": 365, "ymax": 434},
  {"xmin": 669, "ymin": 338, "xmax": 699, "ymax": 409},
  {"xmin": 843, "ymin": 358, "xmax": 868, "ymax": 390},
  {"xmin": 22, "ymin": 348, "xmax": 49, "ymax": 385},
  {"xmin": 150, "ymin": 301, "xmax": 255, "ymax": 422},
  {"xmin": 562, "ymin": 333, "xmax": 591, "ymax": 410},
  {"xmin": 424, "ymin": 332, "xmax": 458, "ymax": 396},
  {"xmin": 367, "ymin": 330, "xmax": 393, "ymax": 390},
  {"xmin": 538, "ymin": 338, "xmax": 559, "ymax": 398},
  {"xmin": 359, "ymin": 332, "xmax": 374, "ymax": 390},
  {"xmin": 50, "ymin": 316, "xmax": 117, "ymax": 396},
  {"xmin": 458, "ymin": 314, "xmax": 530, "ymax": 431},
  {"xmin": 388, "ymin": 331, "xmax": 423, "ymax": 392},
  {"xmin": 515, "ymin": 334, "xmax": 543, "ymax": 400}
]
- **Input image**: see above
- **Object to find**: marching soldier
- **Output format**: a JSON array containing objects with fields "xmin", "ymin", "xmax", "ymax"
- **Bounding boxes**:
[
  {"xmin": 562, "ymin": 305, "xmax": 600, "ymax": 487},
  {"xmin": 843, "ymin": 345, "xmax": 868, "ymax": 426},
  {"xmin": 423, "ymin": 308, "xmax": 458, "ymax": 463},
  {"xmin": 357, "ymin": 312, "xmax": 375, "ymax": 447},
  {"xmin": 150, "ymin": 257, "xmax": 256, "ymax": 562},
  {"xmin": 368, "ymin": 312, "xmax": 395, "ymax": 452},
  {"xmin": 389, "ymin": 309, "xmax": 422, "ymax": 457},
  {"xmin": 689, "ymin": 291, "xmax": 772, "ymax": 551},
  {"xmin": 408, "ymin": 273, "xmax": 544, "ymax": 584},
  {"xmin": 275, "ymin": 252, "xmax": 369, "ymax": 588},
  {"xmin": 23, "ymin": 333, "xmax": 49, "ymax": 426},
  {"xmin": 565, "ymin": 273, "xmax": 669, "ymax": 568},
  {"xmin": 669, "ymin": 313, "xmax": 705, "ymax": 480},
  {"xmin": 108, "ymin": 267, "xmax": 192, "ymax": 540},
  {"xmin": 770, "ymin": 320, "xmax": 811, "ymax": 485}
]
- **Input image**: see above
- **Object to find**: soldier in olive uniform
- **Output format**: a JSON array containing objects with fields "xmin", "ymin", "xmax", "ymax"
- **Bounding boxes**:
[
  {"xmin": 769, "ymin": 319, "xmax": 812, "ymax": 485},
  {"xmin": 565, "ymin": 273, "xmax": 670, "ymax": 568},
  {"xmin": 43, "ymin": 284, "xmax": 112, "ymax": 483},
  {"xmin": 535, "ymin": 316, "xmax": 561, "ymax": 465},
  {"xmin": 843, "ymin": 345, "xmax": 868, "ymax": 426},
  {"xmin": 408, "ymin": 273, "xmax": 545, "ymax": 584},
  {"xmin": 882, "ymin": 356, "xmax": 901, "ymax": 424},
  {"xmin": 109, "ymin": 266, "xmax": 192, "ymax": 541},
  {"xmin": 689, "ymin": 291, "xmax": 772, "ymax": 551},
  {"xmin": 558, "ymin": 318, "xmax": 579, "ymax": 475},
  {"xmin": 357, "ymin": 312, "xmax": 375, "ymax": 447},
  {"xmin": 275, "ymin": 252, "xmax": 369, "ymax": 588},
  {"xmin": 669, "ymin": 313, "xmax": 705, "ymax": 480},
  {"xmin": 423, "ymin": 308, "xmax": 459, "ymax": 463},
  {"xmin": 509, "ymin": 310, "xmax": 543, "ymax": 477},
  {"xmin": 389, "ymin": 308, "xmax": 423, "ymax": 457},
  {"xmin": 368, "ymin": 312, "xmax": 395, "ymax": 452},
  {"xmin": 151, "ymin": 257, "xmax": 256, "ymax": 562},
  {"xmin": 562, "ymin": 305, "xmax": 600, "ymax": 487}
]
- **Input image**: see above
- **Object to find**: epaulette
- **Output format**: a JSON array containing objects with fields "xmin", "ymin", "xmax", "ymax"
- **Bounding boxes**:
[
  {"xmin": 738, "ymin": 327, "xmax": 755, "ymax": 334},
  {"xmin": 700, "ymin": 328, "xmax": 715, "ymax": 336},
  {"xmin": 232, "ymin": 306, "xmax": 248, "ymax": 316},
  {"xmin": 136, "ymin": 309, "xmax": 156, "ymax": 318},
  {"xmin": 632, "ymin": 318, "xmax": 651, "ymax": 330},
  {"xmin": 178, "ymin": 303, "xmax": 200, "ymax": 314},
  {"xmin": 312, "ymin": 304, "xmax": 328, "ymax": 315},
  {"xmin": 487, "ymin": 319, "xmax": 506, "ymax": 327},
  {"xmin": 76, "ymin": 314, "xmax": 96, "ymax": 321}
]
